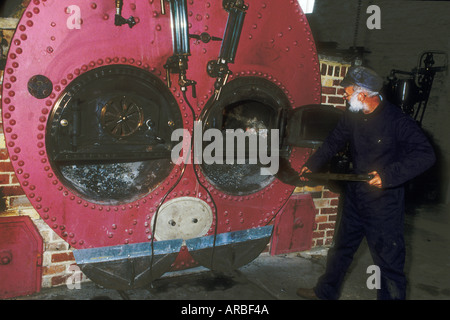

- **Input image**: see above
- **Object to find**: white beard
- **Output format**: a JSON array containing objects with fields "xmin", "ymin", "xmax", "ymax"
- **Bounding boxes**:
[{"xmin": 348, "ymin": 94, "xmax": 367, "ymax": 113}]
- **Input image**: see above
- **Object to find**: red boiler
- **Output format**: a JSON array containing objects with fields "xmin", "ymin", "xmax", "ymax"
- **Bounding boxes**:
[{"xmin": 2, "ymin": 0, "xmax": 321, "ymax": 290}]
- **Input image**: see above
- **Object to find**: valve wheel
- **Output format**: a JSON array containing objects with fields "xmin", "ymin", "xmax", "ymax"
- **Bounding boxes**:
[{"xmin": 101, "ymin": 96, "xmax": 144, "ymax": 138}]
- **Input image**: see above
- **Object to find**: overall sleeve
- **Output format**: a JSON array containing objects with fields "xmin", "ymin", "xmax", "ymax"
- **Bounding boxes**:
[
  {"xmin": 380, "ymin": 117, "xmax": 436, "ymax": 188},
  {"xmin": 304, "ymin": 112, "xmax": 352, "ymax": 172}
]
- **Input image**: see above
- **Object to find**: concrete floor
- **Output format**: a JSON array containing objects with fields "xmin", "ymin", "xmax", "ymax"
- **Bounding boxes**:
[{"xmin": 11, "ymin": 202, "xmax": 450, "ymax": 301}]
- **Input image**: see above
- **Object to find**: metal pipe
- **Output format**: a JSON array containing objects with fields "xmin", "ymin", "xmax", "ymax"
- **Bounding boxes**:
[
  {"xmin": 220, "ymin": 1, "xmax": 248, "ymax": 63},
  {"xmin": 169, "ymin": 0, "xmax": 190, "ymax": 56}
]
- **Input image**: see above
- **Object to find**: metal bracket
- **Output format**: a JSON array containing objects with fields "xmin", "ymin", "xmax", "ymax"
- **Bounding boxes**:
[{"xmin": 114, "ymin": 0, "xmax": 137, "ymax": 28}]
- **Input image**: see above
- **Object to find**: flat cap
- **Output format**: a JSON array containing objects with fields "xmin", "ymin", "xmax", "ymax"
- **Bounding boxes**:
[{"xmin": 340, "ymin": 66, "xmax": 384, "ymax": 92}]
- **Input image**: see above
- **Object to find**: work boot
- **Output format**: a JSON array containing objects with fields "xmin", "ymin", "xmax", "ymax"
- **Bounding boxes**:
[{"xmin": 296, "ymin": 287, "xmax": 319, "ymax": 300}]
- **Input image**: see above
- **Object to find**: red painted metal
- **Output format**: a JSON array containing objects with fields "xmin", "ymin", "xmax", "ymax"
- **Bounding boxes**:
[
  {"xmin": 0, "ymin": 216, "xmax": 43, "ymax": 299},
  {"xmin": 2, "ymin": 0, "xmax": 320, "ymax": 270},
  {"xmin": 270, "ymin": 193, "xmax": 316, "ymax": 255}
]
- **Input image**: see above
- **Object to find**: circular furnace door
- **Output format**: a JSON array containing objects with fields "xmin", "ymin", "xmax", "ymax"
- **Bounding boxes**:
[
  {"xmin": 46, "ymin": 65, "xmax": 182, "ymax": 205},
  {"xmin": 200, "ymin": 76, "xmax": 290, "ymax": 195}
]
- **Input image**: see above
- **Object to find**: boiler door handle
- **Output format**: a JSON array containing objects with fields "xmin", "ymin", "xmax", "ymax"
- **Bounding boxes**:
[{"xmin": 0, "ymin": 251, "xmax": 12, "ymax": 265}]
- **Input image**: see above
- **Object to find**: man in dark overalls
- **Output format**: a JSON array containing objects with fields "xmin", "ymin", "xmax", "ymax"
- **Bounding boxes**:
[{"xmin": 296, "ymin": 66, "xmax": 436, "ymax": 300}]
